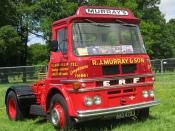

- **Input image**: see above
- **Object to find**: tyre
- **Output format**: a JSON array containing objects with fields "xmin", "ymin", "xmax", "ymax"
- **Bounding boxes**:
[
  {"xmin": 6, "ymin": 91, "xmax": 24, "ymax": 120},
  {"xmin": 49, "ymin": 94, "xmax": 73, "ymax": 130},
  {"xmin": 136, "ymin": 108, "xmax": 149, "ymax": 121}
]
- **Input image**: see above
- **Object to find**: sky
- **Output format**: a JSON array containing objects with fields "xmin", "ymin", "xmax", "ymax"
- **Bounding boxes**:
[
  {"xmin": 159, "ymin": 0, "xmax": 175, "ymax": 22},
  {"xmin": 28, "ymin": 33, "xmax": 46, "ymax": 45},
  {"xmin": 28, "ymin": 0, "xmax": 175, "ymax": 45}
]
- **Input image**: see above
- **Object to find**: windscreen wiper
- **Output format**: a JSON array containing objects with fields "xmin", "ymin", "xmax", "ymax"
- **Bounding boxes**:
[
  {"xmin": 85, "ymin": 19, "xmax": 110, "ymax": 27},
  {"xmin": 115, "ymin": 19, "xmax": 137, "ymax": 27}
]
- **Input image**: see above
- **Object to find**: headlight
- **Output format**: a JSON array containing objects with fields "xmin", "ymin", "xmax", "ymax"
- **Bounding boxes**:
[
  {"xmin": 94, "ymin": 96, "xmax": 102, "ymax": 105},
  {"xmin": 84, "ymin": 97, "xmax": 93, "ymax": 106},
  {"xmin": 142, "ymin": 91, "xmax": 149, "ymax": 98},
  {"xmin": 149, "ymin": 90, "xmax": 154, "ymax": 97},
  {"xmin": 81, "ymin": 83, "xmax": 86, "ymax": 88}
]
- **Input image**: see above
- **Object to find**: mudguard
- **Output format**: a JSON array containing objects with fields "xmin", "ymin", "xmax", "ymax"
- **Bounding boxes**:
[{"xmin": 5, "ymin": 85, "xmax": 36, "ymax": 109}]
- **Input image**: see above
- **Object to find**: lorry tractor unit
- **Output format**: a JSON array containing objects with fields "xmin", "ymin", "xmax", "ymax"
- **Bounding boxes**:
[{"xmin": 5, "ymin": 6, "xmax": 160, "ymax": 130}]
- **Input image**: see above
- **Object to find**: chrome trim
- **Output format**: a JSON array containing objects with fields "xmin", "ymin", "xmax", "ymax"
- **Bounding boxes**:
[
  {"xmin": 67, "ymin": 82, "xmax": 153, "ymax": 92},
  {"xmin": 61, "ymin": 74, "xmax": 154, "ymax": 83},
  {"xmin": 77, "ymin": 100, "xmax": 160, "ymax": 118}
]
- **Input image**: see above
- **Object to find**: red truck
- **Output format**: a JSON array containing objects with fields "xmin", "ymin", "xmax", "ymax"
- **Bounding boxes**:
[{"xmin": 5, "ymin": 6, "xmax": 159, "ymax": 130}]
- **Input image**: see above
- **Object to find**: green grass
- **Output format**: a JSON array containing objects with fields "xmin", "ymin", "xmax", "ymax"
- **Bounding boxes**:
[{"xmin": 0, "ymin": 74, "xmax": 175, "ymax": 131}]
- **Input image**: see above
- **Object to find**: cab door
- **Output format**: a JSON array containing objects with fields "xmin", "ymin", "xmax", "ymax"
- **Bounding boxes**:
[{"xmin": 48, "ymin": 26, "xmax": 69, "ymax": 79}]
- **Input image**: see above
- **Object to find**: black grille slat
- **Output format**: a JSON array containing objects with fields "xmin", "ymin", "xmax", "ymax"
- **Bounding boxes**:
[
  {"xmin": 123, "ymin": 88, "xmax": 135, "ymax": 93},
  {"xmin": 102, "ymin": 65, "xmax": 120, "ymax": 75},
  {"xmin": 122, "ymin": 64, "xmax": 136, "ymax": 74},
  {"xmin": 108, "ymin": 90, "xmax": 121, "ymax": 95}
]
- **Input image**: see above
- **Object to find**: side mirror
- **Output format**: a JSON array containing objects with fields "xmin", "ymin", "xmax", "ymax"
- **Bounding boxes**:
[{"xmin": 51, "ymin": 40, "xmax": 58, "ymax": 52}]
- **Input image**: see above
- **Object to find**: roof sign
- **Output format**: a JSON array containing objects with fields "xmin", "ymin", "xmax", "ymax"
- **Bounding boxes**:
[{"xmin": 85, "ymin": 8, "xmax": 129, "ymax": 16}]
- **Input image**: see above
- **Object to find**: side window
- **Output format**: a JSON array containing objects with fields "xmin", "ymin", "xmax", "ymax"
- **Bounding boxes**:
[{"xmin": 57, "ymin": 28, "xmax": 67, "ymax": 53}]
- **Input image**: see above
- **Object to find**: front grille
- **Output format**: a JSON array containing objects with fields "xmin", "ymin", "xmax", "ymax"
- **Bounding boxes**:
[
  {"xmin": 123, "ymin": 88, "xmax": 135, "ymax": 93},
  {"xmin": 107, "ymin": 88, "xmax": 135, "ymax": 95},
  {"xmin": 108, "ymin": 90, "xmax": 121, "ymax": 95},
  {"xmin": 102, "ymin": 64, "xmax": 137, "ymax": 76},
  {"xmin": 102, "ymin": 65, "xmax": 120, "ymax": 75},
  {"xmin": 122, "ymin": 64, "xmax": 136, "ymax": 74}
]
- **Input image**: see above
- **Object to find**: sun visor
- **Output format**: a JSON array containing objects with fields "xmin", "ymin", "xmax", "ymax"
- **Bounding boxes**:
[{"xmin": 75, "ymin": 6, "xmax": 139, "ymax": 23}]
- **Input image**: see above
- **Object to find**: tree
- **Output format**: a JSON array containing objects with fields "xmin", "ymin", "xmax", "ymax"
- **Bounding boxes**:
[
  {"xmin": 0, "ymin": 0, "xmax": 37, "ymax": 66},
  {"xmin": 15, "ymin": 1, "xmax": 38, "ymax": 66},
  {"xmin": 31, "ymin": 0, "xmax": 78, "ymax": 42},
  {"xmin": 162, "ymin": 19, "xmax": 175, "ymax": 58},
  {"xmin": 28, "ymin": 43, "xmax": 49, "ymax": 65},
  {"xmin": 0, "ymin": 25, "xmax": 23, "ymax": 66},
  {"xmin": 0, "ymin": 25, "xmax": 23, "ymax": 83},
  {"xmin": 133, "ymin": 0, "xmax": 167, "ymax": 59},
  {"xmin": 0, "ymin": 0, "xmax": 17, "ymax": 27}
]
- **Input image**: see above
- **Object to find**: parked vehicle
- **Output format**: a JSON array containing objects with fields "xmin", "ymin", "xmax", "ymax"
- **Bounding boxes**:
[{"xmin": 5, "ymin": 6, "xmax": 159, "ymax": 130}]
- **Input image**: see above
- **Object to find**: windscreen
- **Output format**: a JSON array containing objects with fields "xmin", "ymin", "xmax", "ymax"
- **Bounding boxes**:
[{"xmin": 72, "ymin": 22, "xmax": 146, "ymax": 56}]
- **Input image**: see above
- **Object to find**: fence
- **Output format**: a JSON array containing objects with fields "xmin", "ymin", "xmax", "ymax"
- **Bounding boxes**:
[
  {"xmin": 0, "ymin": 58, "xmax": 175, "ymax": 84},
  {"xmin": 0, "ymin": 65, "xmax": 47, "ymax": 84},
  {"xmin": 151, "ymin": 58, "xmax": 175, "ymax": 73}
]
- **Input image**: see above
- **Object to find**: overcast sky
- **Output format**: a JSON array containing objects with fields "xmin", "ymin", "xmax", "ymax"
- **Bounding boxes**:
[
  {"xmin": 28, "ymin": 0, "xmax": 175, "ymax": 45},
  {"xmin": 159, "ymin": 0, "xmax": 175, "ymax": 22}
]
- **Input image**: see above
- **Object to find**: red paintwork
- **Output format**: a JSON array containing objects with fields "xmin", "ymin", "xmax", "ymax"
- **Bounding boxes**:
[
  {"xmin": 31, "ymin": 6, "xmax": 155, "ymax": 118},
  {"xmin": 8, "ymin": 98, "xmax": 16, "ymax": 120}
]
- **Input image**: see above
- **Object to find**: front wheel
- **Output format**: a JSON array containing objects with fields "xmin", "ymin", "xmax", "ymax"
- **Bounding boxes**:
[
  {"xmin": 6, "ymin": 91, "xmax": 24, "ymax": 120},
  {"xmin": 49, "ymin": 94, "xmax": 73, "ymax": 130}
]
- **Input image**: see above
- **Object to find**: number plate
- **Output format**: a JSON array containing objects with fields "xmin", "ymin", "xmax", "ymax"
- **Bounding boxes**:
[{"xmin": 115, "ymin": 110, "xmax": 135, "ymax": 119}]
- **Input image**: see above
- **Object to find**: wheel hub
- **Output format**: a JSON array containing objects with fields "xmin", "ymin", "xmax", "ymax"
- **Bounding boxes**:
[
  {"xmin": 51, "ymin": 104, "xmax": 65, "ymax": 128},
  {"xmin": 51, "ymin": 108, "xmax": 60, "ymax": 126},
  {"xmin": 8, "ymin": 98, "xmax": 16, "ymax": 119}
]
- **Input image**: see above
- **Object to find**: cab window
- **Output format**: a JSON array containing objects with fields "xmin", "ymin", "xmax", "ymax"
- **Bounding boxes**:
[{"xmin": 57, "ymin": 28, "xmax": 67, "ymax": 53}]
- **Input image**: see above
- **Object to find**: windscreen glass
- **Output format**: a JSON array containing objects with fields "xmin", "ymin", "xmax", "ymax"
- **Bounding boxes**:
[{"xmin": 72, "ymin": 22, "xmax": 146, "ymax": 56}]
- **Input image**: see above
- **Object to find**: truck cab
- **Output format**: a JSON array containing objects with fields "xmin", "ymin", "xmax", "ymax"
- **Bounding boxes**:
[{"xmin": 5, "ymin": 6, "xmax": 160, "ymax": 130}]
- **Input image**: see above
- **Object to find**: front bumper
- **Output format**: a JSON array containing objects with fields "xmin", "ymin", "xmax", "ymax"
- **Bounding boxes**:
[{"xmin": 77, "ymin": 100, "xmax": 160, "ymax": 119}]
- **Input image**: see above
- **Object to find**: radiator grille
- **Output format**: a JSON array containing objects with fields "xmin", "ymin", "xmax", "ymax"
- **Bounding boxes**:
[
  {"xmin": 122, "ymin": 64, "xmax": 136, "ymax": 74},
  {"xmin": 102, "ymin": 65, "xmax": 120, "ymax": 75},
  {"xmin": 102, "ymin": 64, "xmax": 137, "ymax": 76}
]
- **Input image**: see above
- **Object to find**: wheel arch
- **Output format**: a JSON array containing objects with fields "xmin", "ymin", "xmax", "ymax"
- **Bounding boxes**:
[
  {"xmin": 46, "ymin": 87, "xmax": 75, "ymax": 116},
  {"xmin": 46, "ymin": 88, "xmax": 62, "ymax": 110}
]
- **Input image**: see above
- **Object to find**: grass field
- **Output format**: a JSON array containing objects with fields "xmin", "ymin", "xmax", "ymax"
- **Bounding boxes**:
[{"xmin": 0, "ymin": 74, "xmax": 175, "ymax": 131}]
